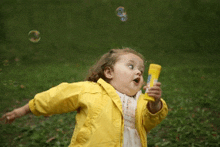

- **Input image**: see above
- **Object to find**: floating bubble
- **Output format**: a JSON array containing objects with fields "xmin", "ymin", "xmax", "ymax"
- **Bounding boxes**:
[
  {"xmin": 116, "ymin": 6, "xmax": 125, "ymax": 17},
  {"xmin": 116, "ymin": 6, "xmax": 128, "ymax": 22},
  {"xmin": 28, "ymin": 30, "xmax": 41, "ymax": 43},
  {"xmin": 120, "ymin": 13, "xmax": 128, "ymax": 22}
]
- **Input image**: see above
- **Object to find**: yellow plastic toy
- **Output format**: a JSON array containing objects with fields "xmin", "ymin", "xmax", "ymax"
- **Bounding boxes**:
[{"xmin": 144, "ymin": 64, "xmax": 162, "ymax": 101}]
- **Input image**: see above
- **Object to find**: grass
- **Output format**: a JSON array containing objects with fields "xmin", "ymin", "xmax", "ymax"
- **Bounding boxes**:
[{"xmin": 0, "ymin": 0, "xmax": 220, "ymax": 146}]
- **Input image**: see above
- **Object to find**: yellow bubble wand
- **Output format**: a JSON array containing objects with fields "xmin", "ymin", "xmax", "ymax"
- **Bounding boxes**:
[{"xmin": 144, "ymin": 64, "xmax": 162, "ymax": 101}]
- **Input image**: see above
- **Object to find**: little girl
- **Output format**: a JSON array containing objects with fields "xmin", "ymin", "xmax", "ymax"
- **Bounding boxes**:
[{"xmin": 0, "ymin": 48, "xmax": 168, "ymax": 147}]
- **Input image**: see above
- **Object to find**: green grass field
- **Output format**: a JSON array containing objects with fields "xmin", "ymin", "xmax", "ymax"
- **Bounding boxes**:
[{"xmin": 0, "ymin": 0, "xmax": 220, "ymax": 146}]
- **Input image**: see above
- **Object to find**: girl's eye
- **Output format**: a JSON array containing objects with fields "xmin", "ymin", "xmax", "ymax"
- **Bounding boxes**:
[{"xmin": 128, "ymin": 65, "xmax": 134, "ymax": 69}]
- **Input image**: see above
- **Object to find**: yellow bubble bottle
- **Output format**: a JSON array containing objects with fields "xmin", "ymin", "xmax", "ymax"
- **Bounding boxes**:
[{"xmin": 144, "ymin": 64, "xmax": 162, "ymax": 101}]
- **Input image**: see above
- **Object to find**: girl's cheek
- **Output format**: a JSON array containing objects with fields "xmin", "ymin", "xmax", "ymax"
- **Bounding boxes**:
[
  {"xmin": 141, "ymin": 77, "xmax": 144, "ymax": 83},
  {"xmin": 141, "ymin": 79, "xmax": 145, "ymax": 86}
]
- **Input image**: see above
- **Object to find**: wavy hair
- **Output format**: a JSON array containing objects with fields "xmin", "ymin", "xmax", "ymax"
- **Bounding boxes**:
[{"xmin": 85, "ymin": 48, "xmax": 146, "ymax": 83}]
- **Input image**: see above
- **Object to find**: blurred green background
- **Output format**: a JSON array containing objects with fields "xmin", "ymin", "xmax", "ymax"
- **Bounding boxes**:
[
  {"xmin": 1, "ymin": 0, "xmax": 219, "ymax": 62},
  {"xmin": 0, "ymin": 0, "xmax": 220, "ymax": 146}
]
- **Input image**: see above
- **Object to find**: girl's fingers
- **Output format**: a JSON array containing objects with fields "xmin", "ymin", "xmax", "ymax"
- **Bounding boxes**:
[
  {"xmin": 148, "ymin": 89, "xmax": 161, "ymax": 95},
  {"xmin": 0, "ymin": 115, "xmax": 6, "ymax": 121},
  {"xmin": 147, "ymin": 91, "xmax": 161, "ymax": 96},
  {"xmin": 150, "ymin": 85, "xmax": 161, "ymax": 90},
  {"xmin": 5, "ymin": 115, "xmax": 15, "ymax": 124},
  {"xmin": 7, "ymin": 117, "xmax": 15, "ymax": 124},
  {"xmin": 147, "ymin": 87, "xmax": 162, "ymax": 99},
  {"xmin": 143, "ymin": 86, "xmax": 149, "ymax": 90},
  {"xmin": 148, "ymin": 85, "xmax": 161, "ymax": 92},
  {"xmin": 0, "ymin": 113, "xmax": 10, "ymax": 121},
  {"xmin": 155, "ymin": 82, "xmax": 161, "ymax": 86},
  {"xmin": 0, "ymin": 112, "xmax": 16, "ymax": 124},
  {"xmin": 143, "ymin": 82, "xmax": 161, "ymax": 91},
  {"xmin": 148, "ymin": 93, "xmax": 161, "ymax": 99},
  {"xmin": 147, "ymin": 91, "xmax": 161, "ymax": 95}
]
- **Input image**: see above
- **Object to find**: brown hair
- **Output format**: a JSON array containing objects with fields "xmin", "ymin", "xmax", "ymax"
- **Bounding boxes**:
[{"xmin": 85, "ymin": 48, "xmax": 146, "ymax": 83}]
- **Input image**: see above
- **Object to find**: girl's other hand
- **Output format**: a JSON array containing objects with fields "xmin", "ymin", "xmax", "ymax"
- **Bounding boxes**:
[
  {"xmin": 0, "ymin": 104, "xmax": 30, "ymax": 124},
  {"xmin": 0, "ymin": 109, "xmax": 20, "ymax": 124}
]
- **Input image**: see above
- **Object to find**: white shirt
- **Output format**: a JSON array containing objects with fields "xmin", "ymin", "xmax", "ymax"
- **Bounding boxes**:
[{"xmin": 116, "ymin": 90, "xmax": 142, "ymax": 147}]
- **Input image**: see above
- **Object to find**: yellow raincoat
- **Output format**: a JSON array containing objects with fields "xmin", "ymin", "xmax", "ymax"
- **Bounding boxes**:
[{"xmin": 29, "ymin": 78, "xmax": 168, "ymax": 147}]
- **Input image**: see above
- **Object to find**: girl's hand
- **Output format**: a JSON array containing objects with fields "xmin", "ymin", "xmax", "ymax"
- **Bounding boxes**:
[
  {"xmin": 0, "ymin": 109, "xmax": 21, "ymax": 124},
  {"xmin": 0, "ymin": 104, "xmax": 30, "ymax": 124},
  {"xmin": 143, "ymin": 82, "xmax": 162, "ymax": 113},
  {"xmin": 143, "ymin": 82, "xmax": 162, "ymax": 103}
]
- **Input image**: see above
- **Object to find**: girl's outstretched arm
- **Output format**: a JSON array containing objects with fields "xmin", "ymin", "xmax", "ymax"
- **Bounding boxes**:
[{"xmin": 0, "ymin": 103, "xmax": 30, "ymax": 124}]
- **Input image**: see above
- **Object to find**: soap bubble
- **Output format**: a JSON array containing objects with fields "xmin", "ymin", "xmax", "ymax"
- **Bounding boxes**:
[
  {"xmin": 120, "ymin": 13, "xmax": 128, "ymax": 22},
  {"xmin": 116, "ymin": 6, "xmax": 128, "ymax": 22},
  {"xmin": 28, "ymin": 30, "xmax": 41, "ymax": 43},
  {"xmin": 116, "ymin": 6, "xmax": 125, "ymax": 17}
]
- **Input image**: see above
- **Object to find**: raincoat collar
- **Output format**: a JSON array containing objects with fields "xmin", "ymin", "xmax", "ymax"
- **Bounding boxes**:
[{"xmin": 97, "ymin": 78, "xmax": 123, "ymax": 115}]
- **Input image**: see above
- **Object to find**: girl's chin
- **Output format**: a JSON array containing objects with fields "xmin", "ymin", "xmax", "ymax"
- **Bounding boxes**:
[
  {"xmin": 126, "ymin": 90, "xmax": 140, "ymax": 97},
  {"xmin": 116, "ymin": 86, "xmax": 140, "ymax": 96}
]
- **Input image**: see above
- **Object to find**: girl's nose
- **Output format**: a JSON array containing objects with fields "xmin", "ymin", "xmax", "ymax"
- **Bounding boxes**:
[{"xmin": 136, "ymin": 70, "xmax": 142, "ymax": 75}]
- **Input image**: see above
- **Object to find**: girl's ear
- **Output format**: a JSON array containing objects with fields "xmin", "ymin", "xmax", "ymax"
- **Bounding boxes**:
[{"xmin": 104, "ymin": 67, "xmax": 113, "ymax": 79}]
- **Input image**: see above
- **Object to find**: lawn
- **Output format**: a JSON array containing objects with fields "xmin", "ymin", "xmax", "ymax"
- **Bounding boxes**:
[{"xmin": 0, "ymin": 0, "xmax": 220, "ymax": 146}]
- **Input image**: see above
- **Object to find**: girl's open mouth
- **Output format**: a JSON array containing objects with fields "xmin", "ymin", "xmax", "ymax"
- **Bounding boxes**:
[{"xmin": 133, "ymin": 77, "xmax": 140, "ymax": 84}]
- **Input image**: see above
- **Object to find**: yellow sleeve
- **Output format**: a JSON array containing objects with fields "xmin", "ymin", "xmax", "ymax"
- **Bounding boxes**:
[
  {"xmin": 143, "ymin": 99, "xmax": 168, "ymax": 133},
  {"xmin": 29, "ymin": 82, "xmax": 85, "ymax": 116}
]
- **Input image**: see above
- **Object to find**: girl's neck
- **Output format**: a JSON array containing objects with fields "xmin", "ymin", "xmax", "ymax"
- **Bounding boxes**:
[{"xmin": 116, "ymin": 90, "xmax": 142, "ymax": 99}]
